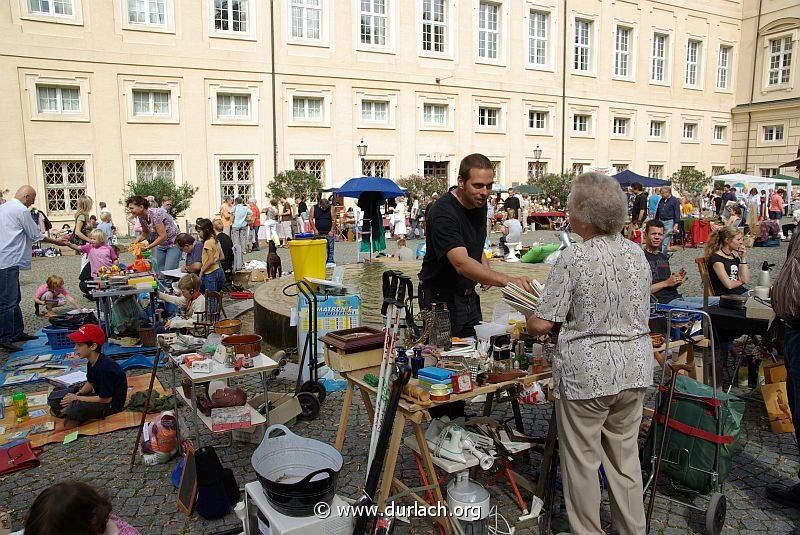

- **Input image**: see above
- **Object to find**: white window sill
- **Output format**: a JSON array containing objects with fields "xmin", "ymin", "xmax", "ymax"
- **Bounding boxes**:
[
  {"xmin": 122, "ymin": 23, "xmax": 174, "ymax": 34},
  {"xmin": 212, "ymin": 117, "xmax": 259, "ymax": 126},
  {"xmin": 357, "ymin": 123, "xmax": 395, "ymax": 130},
  {"xmin": 525, "ymin": 129, "xmax": 553, "ymax": 137},
  {"xmin": 31, "ymin": 114, "xmax": 90, "ymax": 123},
  {"xmin": 21, "ymin": 13, "xmax": 82, "ymax": 26},
  {"xmin": 681, "ymin": 139, "xmax": 699, "ymax": 144},
  {"xmin": 648, "ymin": 137, "xmax": 668, "ymax": 143},
  {"xmin": 475, "ymin": 58, "xmax": 506, "ymax": 67},
  {"xmin": 571, "ymin": 70, "xmax": 597, "ymax": 78},
  {"xmin": 475, "ymin": 128, "xmax": 506, "ymax": 134},
  {"xmin": 288, "ymin": 121, "xmax": 329, "ymax": 128},
  {"xmin": 682, "ymin": 85, "xmax": 703, "ymax": 91},
  {"xmin": 649, "ymin": 79, "xmax": 671, "ymax": 87},
  {"xmin": 356, "ymin": 45, "xmax": 395, "ymax": 55},
  {"xmin": 761, "ymin": 83, "xmax": 793, "ymax": 94},
  {"xmin": 526, "ymin": 64, "xmax": 554, "ymax": 73},
  {"xmin": 210, "ymin": 31, "xmax": 257, "ymax": 42},
  {"xmin": 714, "ymin": 87, "xmax": 733, "ymax": 94},
  {"xmin": 127, "ymin": 115, "xmax": 178, "ymax": 124},
  {"xmin": 570, "ymin": 132, "xmax": 594, "ymax": 138},
  {"xmin": 711, "ymin": 140, "xmax": 728, "ymax": 146},
  {"xmin": 420, "ymin": 124, "xmax": 452, "ymax": 132},
  {"xmin": 611, "ymin": 75, "xmax": 635, "ymax": 83},
  {"xmin": 610, "ymin": 135, "xmax": 632, "ymax": 140},
  {"xmin": 419, "ymin": 51, "xmax": 453, "ymax": 61},
  {"xmin": 287, "ymin": 39, "xmax": 330, "ymax": 48}
]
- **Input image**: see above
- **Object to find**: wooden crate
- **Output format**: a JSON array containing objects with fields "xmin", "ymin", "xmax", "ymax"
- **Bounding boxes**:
[{"xmin": 324, "ymin": 346, "xmax": 383, "ymax": 373}]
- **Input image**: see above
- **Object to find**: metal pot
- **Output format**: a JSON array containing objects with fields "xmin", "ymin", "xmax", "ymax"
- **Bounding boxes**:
[
  {"xmin": 220, "ymin": 334, "xmax": 261, "ymax": 358},
  {"xmin": 719, "ymin": 294, "xmax": 748, "ymax": 310},
  {"xmin": 251, "ymin": 424, "xmax": 343, "ymax": 517}
]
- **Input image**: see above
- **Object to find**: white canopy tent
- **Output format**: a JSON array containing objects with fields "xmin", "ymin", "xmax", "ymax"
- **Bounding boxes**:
[{"xmin": 710, "ymin": 173, "xmax": 792, "ymax": 194}]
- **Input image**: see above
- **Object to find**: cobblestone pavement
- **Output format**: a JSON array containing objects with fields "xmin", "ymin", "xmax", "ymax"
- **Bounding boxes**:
[{"xmin": 1, "ymin": 231, "xmax": 799, "ymax": 534}]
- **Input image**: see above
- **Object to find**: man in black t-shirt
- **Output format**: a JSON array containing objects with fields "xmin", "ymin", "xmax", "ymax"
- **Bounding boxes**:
[
  {"xmin": 630, "ymin": 182, "xmax": 649, "ymax": 224},
  {"xmin": 419, "ymin": 154, "xmax": 532, "ymax": 337},
  {"xmin": 504, "ymin": 188, "xmax": 520, "ymax": 215}
]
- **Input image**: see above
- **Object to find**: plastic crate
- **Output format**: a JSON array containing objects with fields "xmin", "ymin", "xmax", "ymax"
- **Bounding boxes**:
[{"xmin": 42, "ymin": 327, "xmax": 77, "ymax": 350}]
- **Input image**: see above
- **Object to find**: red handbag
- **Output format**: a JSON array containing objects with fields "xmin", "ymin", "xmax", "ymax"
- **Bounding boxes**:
[{"xmin": 0, "ymin": 439, "xmax": 42, "ymax": 476}]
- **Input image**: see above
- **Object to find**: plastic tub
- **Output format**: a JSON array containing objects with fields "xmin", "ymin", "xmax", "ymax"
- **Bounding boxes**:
[
  {"xmin": 42, "ymin": 327, "xmax": 77, "ymax": 350},
  {"xmin": 473, "ymin": 322, "xmax": 508, "ymax": 341},
  {"xmin": 288, "ymin": 238, "xmax": 327, "ymax": 290}
]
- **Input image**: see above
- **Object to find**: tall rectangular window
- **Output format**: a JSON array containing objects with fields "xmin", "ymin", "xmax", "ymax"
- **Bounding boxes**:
[
  {"xmin": 648, "ymin": 165, "xmax": 664, "ymax": 179},
  {"xmin": 216, "ymin": 94, "xmax": 250, "ymax": 118},
  {"xmin": 477, "ymin": 106, "xmax": 499, "ymax": 127},
  {"xmin": 128, "ymin": 0, "xmax": 166, "ymax": 25},
  {"xmin": 37, "ymin": 86, "xmax": 80, "ymax": 113},
  {"xmin": 423, "ymin": 103, "xmax": 446, "ymax": 125},
  {"xmin": 292, "ymin": 97, "xmax": 322, "ymax": 121},
  {"xmin": 361, "ymin": 100, "xmax": 388, "ymax": 122},
  {"xmin": 574, "ymin": 20, "xmax": 590, "ymax": 71},
  {"xmin": 132, "ymin": 90, "xmax": 170, "ymax": 116},
  {"xmin": 360, "ymin": 0, "xmax": 387, "ymax": 46},
  {"xmin": 136, "ymin": 160, "xmax": 175, "ymax": 182},
  {"xmin": 421, "ymin": 0, "xmax": 446, "ymax": 53},
  {"xmin": 478, "ymin": 2, "xmax": 499, "ymax": 60},
  {"xmin": 712, "ymin": 166, "xmax": 725, "ymax": 176},
  {"xmin": 29, "ymin": 0, "xmax": 74, "ymax": 16},
  {"xmin": 219, "ymin": 159, "xmax": 254, "ymax": 199},
  {"xmin": 717, "ymin": 45, "xmax": 731, "ymax": 89},
  {"xmin": 43, "ymin": 160, "xmax": 85, "ymax": 215},
  {"xmin": 685, "ymin": 40, "xmax": 700, "ymax": 86},
  {"xmin": 763, "ymin": 125, "xmax": 784, "ymax": 141},
  {"xmin": 528, "ymin": 110, "xmax": 547, "ymax": 130},
  {"xmin": 769, "ymin": 37, "xmax": 792, "ymax": 86},
  {"xmin": 651, "ymin": 33, "xmax": 667, "ymax": 82},
  {"xmin": 760, "ymin": 168, "xmax": 778, "ymax": 178},
  {"xmin": 573, "ymin": 114, "xmax": 589, "ymax": 133},
  {"xmin": 294, "ymin": 159, "xmax": 325, "ymax": 180},
  {"xmin": 528, "ymin": 11, "xmax": 547, "ymax": 66},
  {"xmin": 713, "ymin": 125, "xmax": 726, "ymax": 141},
  {"xmin": 649, "ymin": 120, "xmax": 664, "ymax": 138},
  {"xmin": 612, "ymin": 117, "xmax": 628, "ymax": 136},
  {"xmin": 614, "ymin": 27, "xmax": 630, "ymax": 77},
  {"xmin": 683, "ymin": 122, "xmax": 696, "ymax": 140},
  {"xmin": 362, "ymin": 160, "xmax": 389, "ymax": 178},
  {"xmin": 214, "ymin": 0, "xmax": 248, "ymax": 33},
  {"xmin": 291, "ymin": 0, "xmax": 321, "ymax": 39}
]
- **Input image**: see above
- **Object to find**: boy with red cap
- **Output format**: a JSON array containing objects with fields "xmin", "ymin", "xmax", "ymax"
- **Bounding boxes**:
[{"xmin": 49, "ymin": 324, "xmax": 128, "ymax": 427}]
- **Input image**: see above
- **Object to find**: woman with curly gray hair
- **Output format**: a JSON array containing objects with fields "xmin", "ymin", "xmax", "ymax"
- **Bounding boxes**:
[{"xmin": 527, "ymin": 172, "xmax": 652, "ymax": 534}]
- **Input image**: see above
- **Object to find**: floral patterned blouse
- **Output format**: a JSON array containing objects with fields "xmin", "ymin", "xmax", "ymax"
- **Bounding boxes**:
[
  {"xmin": 534, "ymin": 233, "xmax": 653, "ymax": 400},
  {"xmin": 139, "ymin": 207, "xmax": 179, "ymax": 247}
]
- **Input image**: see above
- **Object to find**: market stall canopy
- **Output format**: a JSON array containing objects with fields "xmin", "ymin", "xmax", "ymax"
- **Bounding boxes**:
[
  {"xmin": 775, "ymin": 173, "xmax": 800, "ymax": 187},
  {"xmin": 335, "ymin": 176, "xmax": 406, "ymax": 199},
  {"xmin": 613, "ymin": 169, "xmax": 671, "ymax": 188},
  {"xmin": 322, "ymin": 179, "xmax": 349, "ymax": 192},
  {"xmin": 712, "ymin": 173, "xmax": 792, "ymax": 194},
  {"xmin": 779, "ymin": 142, "xmax": 800, "ymax": 171},
  {"xmin": 515, "ymin": 183, "xmax": 544, "ymax": 195}
]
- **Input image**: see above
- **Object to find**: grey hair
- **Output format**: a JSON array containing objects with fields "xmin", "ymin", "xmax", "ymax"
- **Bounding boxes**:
[{"xmin": 567, "ymin": 172, "xmax": 628, "ymax": 235}]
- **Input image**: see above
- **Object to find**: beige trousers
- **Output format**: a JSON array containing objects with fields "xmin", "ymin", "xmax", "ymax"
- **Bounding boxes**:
[{"xmin": 555, "ymin": 386, "xmax": 647, "ymax": 535}]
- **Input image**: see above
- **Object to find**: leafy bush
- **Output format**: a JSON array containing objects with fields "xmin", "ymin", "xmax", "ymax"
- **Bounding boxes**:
[
  {"xmin": 670, "ymin": 168, "xmax": 709, "ymax": 195},
  {"xmin": 267, "ymin": 170, "xmax": 323, "ymax": 201},
  {"xmin": 397, "ymin": 174, "xmax": 448, "ymax": 199},
  {"xmin": 531, "ymin": 172, "xmax": 574, "ymax": 206},
  {"xmin": 120, "ymin": 176, "xmax": 198, "ymax": 217}
]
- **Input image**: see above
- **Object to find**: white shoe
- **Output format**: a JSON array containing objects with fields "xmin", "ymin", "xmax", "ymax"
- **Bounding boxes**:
[{"xmin": 326, "ymin": 262, "xmax": 336, "ymax": 267}]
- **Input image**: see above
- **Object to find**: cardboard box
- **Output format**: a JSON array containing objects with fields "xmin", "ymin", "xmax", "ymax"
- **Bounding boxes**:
[
  {"xmin": 211, "ymin": 405, "xmax": 251, "ymax": 432},
  {"xmin": 324, "ymin": 346, "xmax": 383, "ymax": 373},
  {"xmin": 764, "ymin": 362, "xmax": 787, "ymax": 385},
  {"xmin": 761, "ymin": 382, "xmax": 795, "ymax": 435},
  {"xmin": 746, "ymin": 297, "xmax": 775, "ymax": 321},
  {"xmin": 231, "ymin": 392, "xmax": 302, "ymax": 444},
  {"xmin": 250, "ymin": 268, "xmax": 268, "ymax": 282}
]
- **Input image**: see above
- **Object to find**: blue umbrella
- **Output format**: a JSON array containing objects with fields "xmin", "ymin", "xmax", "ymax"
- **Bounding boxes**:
[{"xmin": 334, "ymin": 176, "xmax": 405, "ymax": 199}]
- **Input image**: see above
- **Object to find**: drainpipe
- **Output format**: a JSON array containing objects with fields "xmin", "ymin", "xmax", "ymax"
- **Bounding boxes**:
[
  {"xmin": 560, "ymin": 0, "xmax": 568, "ymax": 174},
  {"xmin": 744, "ymin": 0, "xmax": 763, "ymax": 173},
  {"xmin": 270, "ymin": 0, "xmax": 279, "ymax": 178}
]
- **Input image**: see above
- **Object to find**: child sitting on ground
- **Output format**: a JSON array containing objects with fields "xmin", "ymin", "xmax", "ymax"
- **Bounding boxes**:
[
  {"xmin": 49, "ymin": 324, "xmax": 127, "ymax": 428},
  {"xmin": 158, "ymin": 274, "xmax": 206, "ymax": 331},
  {"xmin": 23, "ymin": 480, "xmax": 140, "ymax": 535},
  {"xmin": 65, "ymin": 229, "xmax": 118, "ymax": 298},
  {"xmin": 33, "ymin": 275, "xmax": 80, "ymax": 317}
]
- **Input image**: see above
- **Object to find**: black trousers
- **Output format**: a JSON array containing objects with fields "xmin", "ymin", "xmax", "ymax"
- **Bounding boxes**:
[
  {"xmin": 49, "ymin": 384, "xmax": 116, "ymax": 423},
  {"xmin": 419, "ymin": 284, "xmax": 482, "ymax": 339}
]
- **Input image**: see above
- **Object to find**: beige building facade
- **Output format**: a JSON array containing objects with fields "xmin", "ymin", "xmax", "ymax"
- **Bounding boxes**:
[{"xmin": 0, "ymin": 0, "xmax": 797, "ymax": 225}]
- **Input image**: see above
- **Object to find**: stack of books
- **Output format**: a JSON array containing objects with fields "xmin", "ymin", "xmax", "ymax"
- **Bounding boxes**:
[{"xmin": 501, "ymin": 280, "xmax": 544, "ymax": 318}]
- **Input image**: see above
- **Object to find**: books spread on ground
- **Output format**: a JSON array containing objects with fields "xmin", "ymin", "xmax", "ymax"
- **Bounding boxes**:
[
  {"xmin": 50, "ymin": 370, "xmax": 87, "ymax": 387},
  {"xmin": 2, "ymin": 373, "xmax": 38, "ymax": 386},
  {"xmin": 27, "ymin": 393, "xmax": 49, "ymax": 407},
  {"xmin": 501, "ymin": 280, "xmax": 544, "ymax": 318}
]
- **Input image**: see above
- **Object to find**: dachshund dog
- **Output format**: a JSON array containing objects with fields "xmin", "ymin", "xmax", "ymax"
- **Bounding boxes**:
[{"xmin": 267, "ymin": 241, "xmax": 282, "ymax": 280}]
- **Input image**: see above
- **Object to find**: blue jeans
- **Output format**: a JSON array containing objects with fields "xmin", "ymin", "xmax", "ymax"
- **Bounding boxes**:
[
  {"xmin": 0, "ymin": 266, "xmax": 23, "ymax": 343},
  {"xmin": 784, "ymin": 326, "xmax": 800, "ymax": 456},
  {"xmin": 325, "ymin": 235, "xmax": 335, "ymax": 264},
  {"xmin": 201, "ymin": 267, "xmax": 226, "ymax": 295},
  {"xmin": 156, "ymin": 245, "xmax": 181, "ymax": 273},
  {"xmin": 660, "ymin": 219, "xmax": 674, "ymax": 253},
  {"xmin": 666, "ymin": 296, "xmax": 720, "ymax": 310}
]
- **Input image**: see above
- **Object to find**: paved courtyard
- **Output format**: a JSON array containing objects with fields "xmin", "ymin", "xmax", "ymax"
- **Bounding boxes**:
[{"xmin": 1, "ymin": 230, "xmax": 799, "ymax": 534}]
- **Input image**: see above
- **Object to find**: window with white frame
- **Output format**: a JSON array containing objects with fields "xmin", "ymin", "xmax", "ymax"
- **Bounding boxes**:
[
  {"xmin": 528, "ymin": 110, "xmax": 548, "ymax": 131},
  {"xmin": 681, "ymin": 165, "xmax": 695, "ymax": 172},
  {"xmin": 478, "ymin": 2, "xmax": 499, "ymax": 61},
  {"xmin": 362, "ymin": 159, "xmax": 389, "ymax": 177},
  {"xmin": 613, "ymin": 163, "xmax": 629, "ymax": 172},
  {"xmin": 649, "ymin": 120, "xmax": 664, "ymax": 138},
  {"xmin": 43, "ymin": 160, "xmax": 86, "ymax": 215},
  {"xmin": 292, "ymin": 96, "xmax": 323, "ymax": 121},
  {"xmin": 28, "ymin": 0, "xmax": 74, "ymax": 16},
  {"xmin": 717, "ymin": 45, "xmax": 731, "ymax": 90},
  {"xmin": 763, "ymin": 125, "xmax": 784, "ymax": 141},
  {"xmin": 528, "ymin": 10, "xmax": 548, "ymax": 67},
  {"xmin": 685, "ymin": 40, "xmax": 701, "ymax": 87},
  {"xmin": 136, "ymin": 160, "xmax": 174, "ymax": 181},
  {"xmin": 769, "ymin": 36, "xmax": 792, "ymax": 86},
  {"xmin": 574, "ymin": 19, "xmax": 591, "ymax": 71},
  {"xmin": 361, "ymin": 100, "xmax": 389, "ymax": 123},
  {"xmin": 477, "ymin": 106, "xmax": 499, "ymax": 128},
  {"xmin": 490, "ymin": 160, "xmax": 501, "ymax": 180},
  {"xmin": 572, "ymin": 162, "xmax": 587, "ymax": 175},
  {"xmin": 760, "ymin": 168, "xmax": 778, "ymax": 178},
  {"xmin": 127, "ymin": 0, "xmax": 166, "ymax": 26},
  {"xmin": 614, "ymin": 27, "xmax": 631, "ymax": 78},
  {"xmin": 682, "ymin": 123, "xmax": 697, "ymax": 140},
  {"xmin": 219, "ymin": 159, "xmax": 254, "ymax": 199},
  {"xmin": 527, "ymin": 161, "xmax": 547, "ymax": 179},
  {"xmin": 421, "ymin": 0, "xmax": 447, "ymax": 53},
  {"xmin": 360, "ymin": 0, "xmax": 387, "ymax": 46},
  {"xmin": 713, "ymin": 125, "xmax": 727, "ymax": 142},
  {"xmin": 651, "ymin": 33, "xmax": 667, "ymax": 82},
  {"xmin": 294, "ymin": 159, "xmax": 325, "ymax": 180},
  {"xmin": 423, "ymin": 103, "xmax": 447, "ymax": 126},
  {"xmin": 216, "ymin": 94, "xmax": 250, "ymax": 118},
  {"xmin": 291, "ymin": 0, "xmax": 321, "ymax": 40},
  {"xmin": 711, "ymin": 166, "xmax": 725, "ymax": 176},
  {"xmin": 612, "ymin": 117, "xmax": 629, "ymax": 136},
  {"xmin": 132, "ymin": 89, "xmax": 170, "ymax": 116},
  {"xmin": 213, "ymin": 0, "xmax": 248, "ymax": 34},
  {"xmin": 648, "ymin": 165, "xmax": 664, "ymax": 179},
  {"xmin": 573, "ymin": 114, "xmax": 589, "ymax": 134},
  {"xmin": 37, "ymin": 86, "xmax": 80, "ymax": 114}
]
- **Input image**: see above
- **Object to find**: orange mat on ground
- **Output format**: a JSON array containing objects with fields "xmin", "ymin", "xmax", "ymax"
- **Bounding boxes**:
[{"xmin": 1, "ymin": 374, "xmax": 169, "ymax": 448}]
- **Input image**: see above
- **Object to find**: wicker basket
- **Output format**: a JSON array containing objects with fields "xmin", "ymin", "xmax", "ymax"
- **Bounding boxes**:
[{"xmin": 214, "ymin": 319, "xmax": 242, "ymax": 335}]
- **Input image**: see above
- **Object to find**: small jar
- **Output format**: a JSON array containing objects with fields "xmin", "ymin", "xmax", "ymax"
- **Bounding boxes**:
[{"xmin": 224, "ymin": 346, "xmax": 236, "ymax": 369}]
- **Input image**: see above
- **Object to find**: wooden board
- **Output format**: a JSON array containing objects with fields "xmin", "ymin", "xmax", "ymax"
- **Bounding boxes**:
[{"xmin": 177, "ymin": 444, "xmax": 197, "ymax": 516}]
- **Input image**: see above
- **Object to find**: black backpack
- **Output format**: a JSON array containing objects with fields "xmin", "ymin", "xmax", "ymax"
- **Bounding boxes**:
[
  {"xmin": 194, "ymin": 446, "xmax": 240, "ymax": 519},
  {"xmin": 49, "ymin": 312, "xmax": 99, "ymax": 329}
]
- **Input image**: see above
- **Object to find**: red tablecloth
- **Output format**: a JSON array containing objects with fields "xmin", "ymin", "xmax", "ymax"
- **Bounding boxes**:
[{"xmin": 529, "ymin": 211, "xmax": 565, "ymax": 218}]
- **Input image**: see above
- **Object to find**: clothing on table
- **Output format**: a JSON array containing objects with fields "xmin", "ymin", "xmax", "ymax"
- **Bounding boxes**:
[
  {"xmin": 534, "ymin": 234, "xmax": 653, "ymax": 401},
  {"xmin": 707, "ymin": 253, "xmax": 748, "ymax": 296},
  {"xmin": 158, "ymin": 291, "xmax": 206, "ymax": 329},
  {"xmin": 79, "ymin": 244, "xmax": 118, "ymax": 277}
]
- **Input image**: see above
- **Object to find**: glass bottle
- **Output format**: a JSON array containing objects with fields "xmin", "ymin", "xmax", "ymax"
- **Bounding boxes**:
[{"xmin": 13, "ymin": 392, "xmax": 28, "ymax": 423}]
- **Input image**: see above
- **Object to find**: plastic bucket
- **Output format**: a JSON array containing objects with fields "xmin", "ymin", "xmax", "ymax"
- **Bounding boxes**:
[{"xmin": 288, "ymin": 238, "xmax": 327, "ymax": 290}]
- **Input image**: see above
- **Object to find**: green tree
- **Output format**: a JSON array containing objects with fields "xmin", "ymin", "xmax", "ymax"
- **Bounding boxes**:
[
  {"xmin": 670, "ymin": 168, "xmax": 710, "ymax": 195},
  {"xmin": 531, "ymin": 172, "xmax": 573, "ymax": 205},
  {"xmin": 397, "ymin": 174, "xmax": 448, "ymax": 199},
  {"xmin": 267, "ymin": 170, "xmax": 323, "ymax": 201},
  {"xmin": 120, "ymin": 176, "xmax": 198, "ymax": 217}
]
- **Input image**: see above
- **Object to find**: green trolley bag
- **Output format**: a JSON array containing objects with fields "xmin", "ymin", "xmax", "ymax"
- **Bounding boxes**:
[{"xmin": 643, "ymin": 375, "xmax": 745, "ymax": 495}]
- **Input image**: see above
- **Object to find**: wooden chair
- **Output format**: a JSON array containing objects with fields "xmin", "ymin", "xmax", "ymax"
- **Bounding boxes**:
[
  {"xmin": 694, "ymin": 257, "xmax": 716, "ymax": 310},
  {"xmin": 192, "ymin": 291, "xmax": 227, "ymax": 336}
]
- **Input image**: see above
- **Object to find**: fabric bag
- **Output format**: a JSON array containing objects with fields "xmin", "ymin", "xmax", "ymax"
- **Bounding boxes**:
[
  {"xmin": 772, "ymin": 235, "xmax": 800, "ymax": 321},
  {"xmin": 0, "ymin": 439, "xmax": 42, "ymax": 476},
  {"xmin": 194, "ymin": 446, "xmax": 240, "ymax": 519},
  {"xmin": 49, "ymin": 311, "xmax": 99, "ymax": 329}
]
